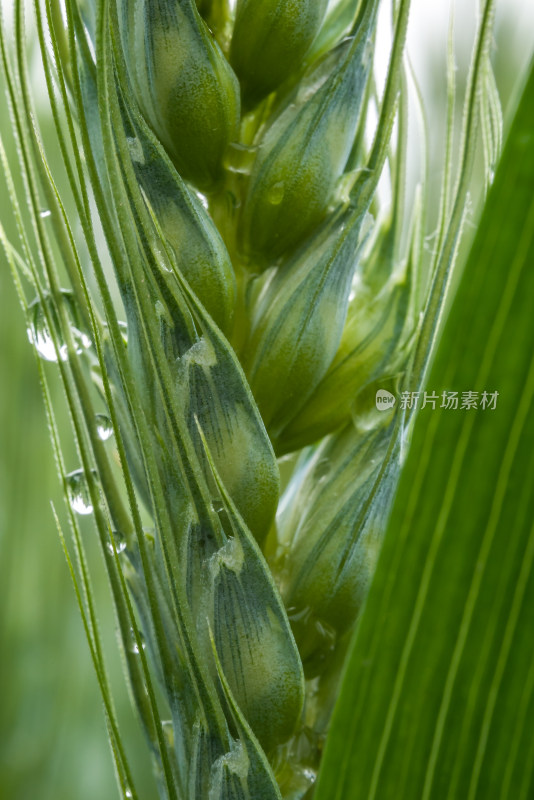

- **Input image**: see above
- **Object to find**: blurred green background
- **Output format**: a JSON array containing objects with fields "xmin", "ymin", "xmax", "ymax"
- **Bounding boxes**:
[
  {"xmin": 0, "ymin": 94, "xmax": 155, "ymax": 799},
  {"xmin": 0, "ymin": 1, "xmax": 532, "ymax": 798}
]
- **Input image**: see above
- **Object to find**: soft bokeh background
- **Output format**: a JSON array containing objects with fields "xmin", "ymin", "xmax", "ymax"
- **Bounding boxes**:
[
  {"xmin": 0, "ymin": 92, "xmax": 156, "ymax": 799},
  {"xmin": 0, "ymin": 1, "xmax": 532, "ymax": 797}
]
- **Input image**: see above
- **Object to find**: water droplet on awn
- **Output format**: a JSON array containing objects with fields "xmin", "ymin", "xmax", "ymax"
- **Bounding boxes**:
[
  {"xmin": 66, "ymin": 469, "xmax": 95, "ymax": 515},
  {"xmin": 27, "ymin": 291, "xmax": 91, "ymax": 363},
  {"xmin": 95, "ymin": 413, "xmax": 114, "ymax": 441},
  {"xmin": 106, "ymin": 531, "xmax": 127, "ymax": 556},
  {"xmin": 161, "ymin": 720, "xmax": 174, "ymax": 746},
  {"xmin": 129, "ymin": 627, "xmax": 146, "ymax": 654}
]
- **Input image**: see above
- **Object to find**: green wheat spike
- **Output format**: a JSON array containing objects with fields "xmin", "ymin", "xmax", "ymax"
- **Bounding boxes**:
[{"xmin": 0, "ymin": 0, "xmax": 500, "ymax": 796}]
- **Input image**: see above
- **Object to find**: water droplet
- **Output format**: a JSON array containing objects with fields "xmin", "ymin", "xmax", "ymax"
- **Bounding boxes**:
[
  {"xmin": 278, "ymin": 453, "xmax": 294, "ymax": 464},
  {"xmin": 287, "ymin": 605, "xmax": 312, "ymax": 624},
  {"xmin": 95, "ymin": 413, "xmax": 114, "ymax": 441},
  {"xmin": 27, "ymin": 291, "xmax": 91, "ymax": 363},
  {"xmin": 314, "ymin": 458, "xmax": 331, "ymax": 484},
  {"xmin": 106, "ymin": 531, "xmax": 127, "ymax": 556},
  {"xmin": 127, "ymin": 136, "xmax": 145, "ymax": 165},
  {"xmin": 225, "ymin": 189, "xmax": 241, "ymax": 213},
  {"xmin": 129, "ymin": 627, "xmax": 146, "ymax": 654},
  {"xmin": 211, "ymin": 499, "xmax": 224, "ymax": 514},
  {"xmin": 155, "ymin": 299, "xmax": 173, "ymax": 328},
  {"xmin": 161, "ymin": 719, "xmax": 174, "ymax": 747},
  {"xmin": 193, "ymin": 189, "xmax": 209, "ymax": 210},
  {"xmin": 183, "ymin": 337, "xmax": 217, "ymax": 367},
  {"xmin": 102, "ymin": 320, "xmax": 128, "ymax": 346},
  {"xmin": 39, "ymin": 209, "xmax": 52, "ymax": 218},
  {"xmin": 348, "ymin": 273, "xmax": 363, "ymax": 306},
  {"xmin": 66, "ymin": 468, "xmax": 95, "ymax": 515},
  {"xmin": 210, "ymin": 537, "xmax": 245, "ymax": 576},
  {"xmin": 27, "ymin": 320, "xmax": 63, "ymax": 362},
  {"xmin": 118, "ymin": 321, "xmax": 128, "ymax": 344},
  {"xmin": 124, "ymin": 789, "xmax": 133, "ymax": 799},
  {"xmin": 283, "ymin": 762, "xmax": 318, "ymax": 796},
  {"xmin": 143, "ymin": 528, "xmax": 156, "ymax": 549},
  {"xmin": 297, "ymin": 766, "xmax": 317, "ymax": 787},
  {"xmin": 151, "ymin": 241, "xmax": 173, "ymax": 274},
  {"xmin": 295, "ymin": 57, "xmax": 336, "ymax": 103},
  {"xmin": 314, "ymin": 618, "xmax": 336, "ymax": 651},
  {"xmin": 335, "ymin": 168, "xmax": 369, "ymax": 205},
  {"xmin": 266, "ymin": 180, "xmax": 285, "ymax": 205},
  {"xmin": 224, "ymin": 142, "xmax": 257, "ymax": 176},
  {"xmin": 303, "ymin": 767, "xmax": 317, "ymax": 783}
]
